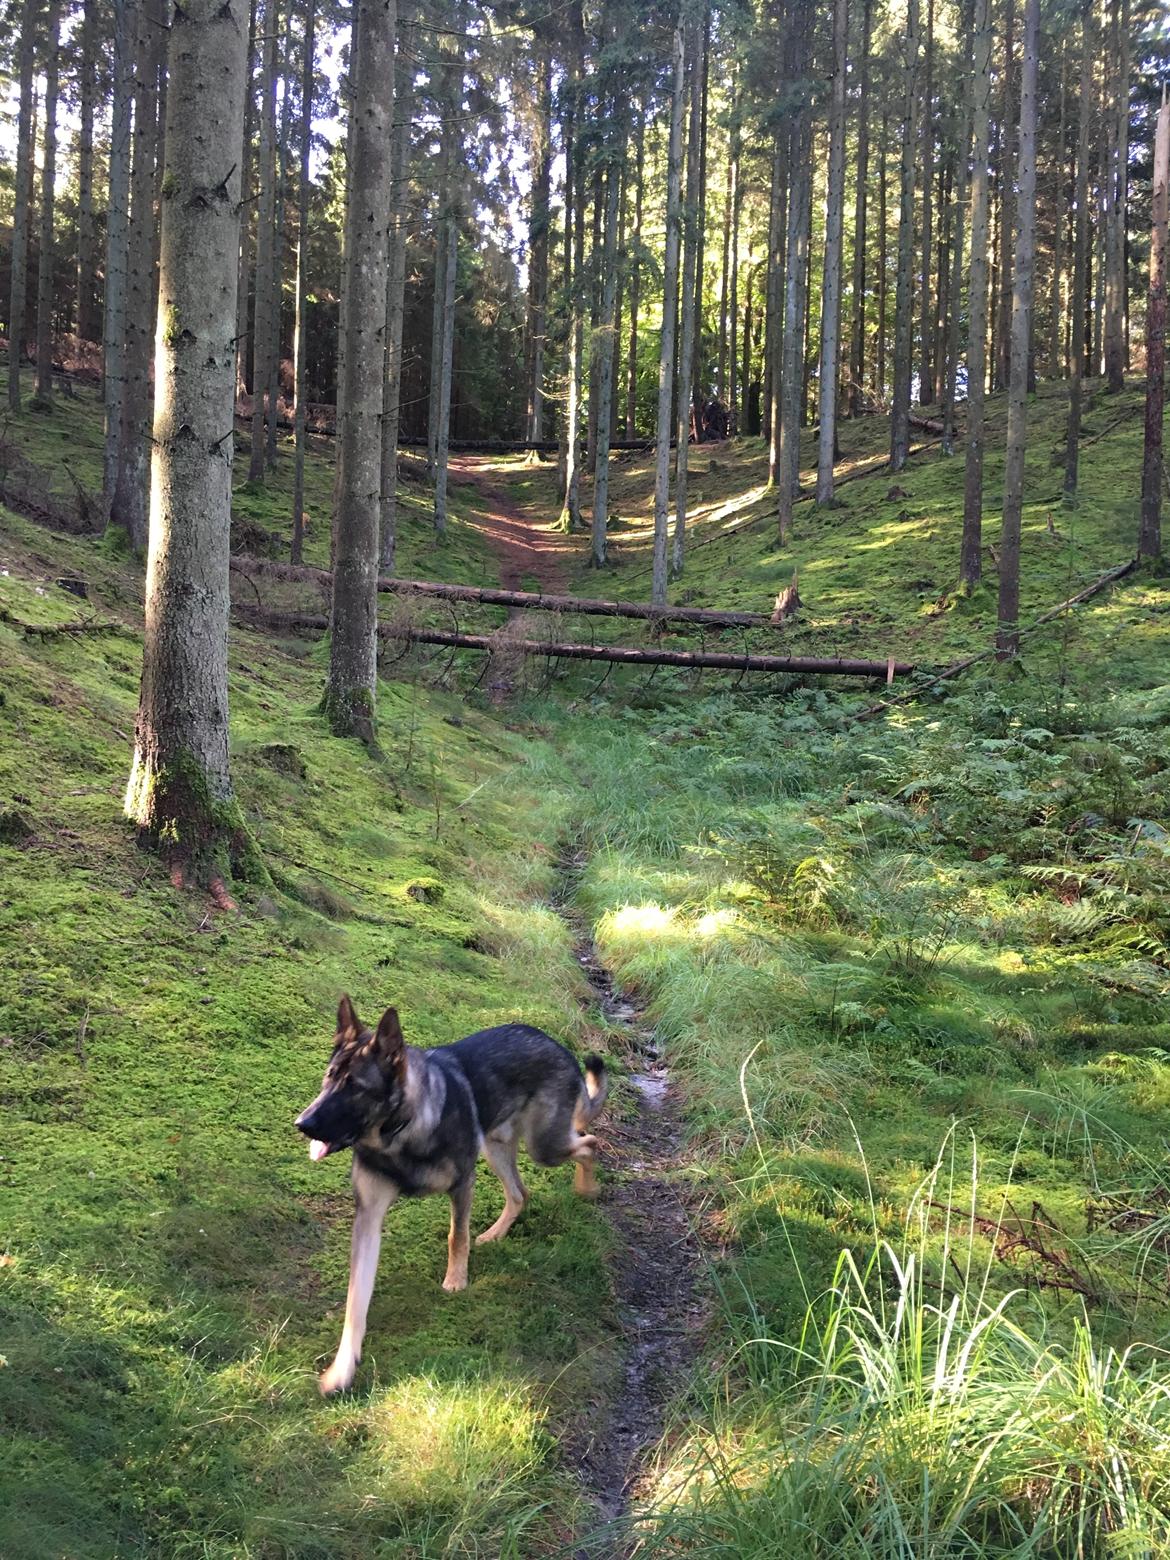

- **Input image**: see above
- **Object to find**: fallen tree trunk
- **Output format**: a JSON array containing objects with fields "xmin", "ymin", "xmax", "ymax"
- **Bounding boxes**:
[
  {"xmin": 234, "ymin": 605, "xmax": 914, "ymax": 677},
  {"xmin": 230, "ymin": 554, "xmax": 777, "ymax": 628}
]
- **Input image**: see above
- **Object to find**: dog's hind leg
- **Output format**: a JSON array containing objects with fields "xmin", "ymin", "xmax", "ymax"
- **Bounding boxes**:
[
  {"xmin": 570, "ymin": 1132, "xmax": 599, "ymax": 1198},
  {"xmin": 477, "ymin": 1132, "xmax": 529, "ymax": 1244},
  {"xmin": 319, "ymin": 1165, "xmax": 398, "ymax": 1396},
  {"xmin": 443, "ymin": 1172, "xmax": 475, "ymax": 1291}
]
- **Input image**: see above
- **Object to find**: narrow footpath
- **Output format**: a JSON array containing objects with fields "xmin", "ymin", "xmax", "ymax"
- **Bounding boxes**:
[{"xmin": 555, "ymin": 857, "xmax": 705, "ymax": 1557}]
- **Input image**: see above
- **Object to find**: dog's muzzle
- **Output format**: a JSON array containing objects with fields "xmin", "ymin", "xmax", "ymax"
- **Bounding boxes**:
[{"xmin": 295, "ymin": 1104, "xmax": 350, "ymax": 1162}]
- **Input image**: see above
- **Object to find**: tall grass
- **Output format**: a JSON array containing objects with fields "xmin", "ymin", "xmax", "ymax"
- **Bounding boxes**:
[{"xmin": 636, "ymin": 1136, "xmax": 1170, "ymax": 1558}]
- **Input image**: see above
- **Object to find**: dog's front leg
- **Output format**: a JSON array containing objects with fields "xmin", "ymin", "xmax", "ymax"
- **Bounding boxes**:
[
  {"xmin": 320, "ymin": 1165, "xmax": 398, "ymax": 1395},
  {"xmin": 442, "ymin": 1173, "xmax": 475, "ymax": 1292}
]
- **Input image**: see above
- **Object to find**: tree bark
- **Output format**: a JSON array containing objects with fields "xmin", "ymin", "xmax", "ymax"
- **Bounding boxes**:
[
  {"xmin": 559, "ymin": 0, "xmax": 586, "ymax": 530},
  {"xmin": 291, "ymin": 0, "xmax": 314, "ymax": 566},
  {"xmin": 671, "ymin": 13, "xmax": 703, "ymax": 578},
  {"xmin": 942, "ymin": 0, "xmax": 972, "ymax": 457},
  {"xmin": 650, "ymin": 17, "xmax": 686, "ymax": 605},
  {"xmin": 994, "ymin": 0, "xmax": 1015, "ymax": 391},
  {"xmin": 767, "ymin": 132, "xmax": 788, "ymax": 485},
  {"xmin": 996, "ymin": 0, "xmax": 1039, "ymax": 659},
  {"xmin": 266, "ymin": 1, "xmax": 294, "ymax": 468},
  {"xmin": 7, "ymin": 0, "xmax": 38, "ymax": 411},
  {"xmin": 1139, "ymin": 94, "xmax": 1168, "ymax": 564},
  {"xmin": 816, "ymin": 0, "xmax": 848, "ymax": 504},
  {"xmin": 101, "ymin": 0, "xmax": 135, "ymax": 512},
  {"xmin": 625, "ymin": 107, "xmax": 645, "ymax": 438},
  {"xmin": 111, "ymin": 0, "xmax": 163, "ymax": 550},
  {"xmin": 32, "ymin": 0, "xmax": 60, "ymax": 407},
  {"xmin": 378, "ymin": 3, "xmax": 412, "ymax": 572},
  {"xmin": 717, "ymin": 87, "xmax": 736, "ymax": 402},
  {"xmin": 75, "ymin": 0, "xmax": 100, "ymax": 342},
  {"xmin": 525, "ymin": 46, "xmax": 552, "ymax": 444},
  {"xmin": 848, "ymin": 0, "xmax": 872, "ymax": 416},
  {"xmin": 591, "ymin": 147, "xmax": 624, "ymax": 568},
  {"xmin": 248, "ymin": 0, "xmax": 278, "ymax": 480},
  {"xmin": 917, "ymin": 0, "xmax": 935, "ymax": 405},
  {"xmin": 1063, "ymin": 3, "xmax": 1092, "ymax": 502},
  {"xmin": 889, "ymin": 0, "xmax": 919, "ymax": 471},
  {"xmin": 1047, "ymin": 45, "xmax": 1065, "ymax": 379},
  {"xmin": 778, "ymin": 107, "xmax": 812, "ymax": 540},
  {"xmin": 323, "ymin": 0, "xmax": 396, "ymax": 742},
  {"xmin": 1103, "ymin": 0, "xmax": 1128, "ymax": 392},
  {"xmin": 960, "ymin": 0, "xmax": 992, "ymax": 587},
  {"xmin": 877, "ymin": 105, "xmax": 888, "ymax": 397},
  {"xmin": 124, "ymin": 0, "xmax": 255, "ymax": 880},
  {"xmin": 432, "ymin": 44, "xmax": 460, "ymax": 540}
]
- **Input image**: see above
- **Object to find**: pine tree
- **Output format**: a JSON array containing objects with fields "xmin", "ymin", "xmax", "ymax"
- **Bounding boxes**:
[
  {"xmin": 7, "ymin": 0, "xmax": 38, "ymax": 411},
  {"xmin": 124, "ymin": 0, "xmax": 255, "ymax": 879},
  {"xmin": 323, "ymin": 0, "xmax": 397, "ymax": 742},
  {"xmin": 960, "ymin": 0, "xmax": 993, "ymax": 587},
  {"xmin": 889, "ymin": 0, "xmax": 919, "ymax": 472},
  {"xmin": 815, "ymin": 0, "xmax": 848, "ymax": 505},
  {"xmin": 1139, "ymin": 93, "xmax": 1168, "ymax": 564},
  {"xmin": 650, "ymin": 14, "xmax": 685, "ymax": 603},
  {"xmin": 996, "ymin": 0, "xmax": 1039, "ymax": 659},
  {"xmin": 32, "ymin": 0, "xmax": 60, "ymax": 408}
]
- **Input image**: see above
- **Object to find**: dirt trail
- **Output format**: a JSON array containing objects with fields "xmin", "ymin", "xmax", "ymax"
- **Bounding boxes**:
[
  {"xmin": 448, "ymin": 455, "xmax": 575, "ymax": 595},
  {"xmin": 555, "ymin": 859, "xmax": 704, "ymax": 1557}
]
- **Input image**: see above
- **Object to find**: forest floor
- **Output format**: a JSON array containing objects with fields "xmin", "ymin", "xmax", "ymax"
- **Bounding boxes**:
[
  {"xmin": 449, "ymin": 455, "xmax": 572, "ymax": 594},
  {"xmin": 3, "ymin": 383, "xmax": 1170, "ymax": 1556}
]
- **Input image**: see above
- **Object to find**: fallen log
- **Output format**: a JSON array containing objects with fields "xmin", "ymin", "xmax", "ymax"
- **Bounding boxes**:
[
  {"xmin": 230, "ymin": 554, "xmax": 776, "ymax": 628},
  {"xmin": 234, "ymin": 606, "xmax": 914, "ymax": 678}
]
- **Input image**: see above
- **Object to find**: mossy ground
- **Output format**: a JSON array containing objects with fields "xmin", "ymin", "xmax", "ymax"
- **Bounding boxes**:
[{"xmin": 2, "ymin": 380, "xmax": 1169, "ymax": 1555}]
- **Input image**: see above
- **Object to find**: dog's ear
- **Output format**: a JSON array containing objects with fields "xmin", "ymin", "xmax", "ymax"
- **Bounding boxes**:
[
  {"xmin": 337, "ymin": 994, "xmax": 361, "ymax": 1039},
  {"xmin": 371, "ymin": 1007, "xmax": 405, "ymax": 1069}
]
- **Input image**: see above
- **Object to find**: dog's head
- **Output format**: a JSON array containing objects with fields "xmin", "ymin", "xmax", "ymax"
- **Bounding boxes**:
[{"xmin": 295, "ymin": 996, "xmax": 408, "ymax": 1162}]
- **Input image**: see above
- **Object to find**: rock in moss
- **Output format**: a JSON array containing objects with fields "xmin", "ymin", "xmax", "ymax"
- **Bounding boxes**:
[
  {"xmin": 0, "ymin": 807, "xmax": 34, "ymax": 844},
  {"xmin": 255, "ymin": 742, "xmax": 307, "ymax": 779},
  {"xmin": 405, "ymin": 876, "xmax": 444, "ymax": 904}
]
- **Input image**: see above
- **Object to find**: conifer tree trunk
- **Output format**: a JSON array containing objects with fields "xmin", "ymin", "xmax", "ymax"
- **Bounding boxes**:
[
  {"xmin": 591, "ymin": 149, "xmax": 623, "ymax": 568},
  {"xmin": 994, "ymin": 0, "xmax": 1015, "ymax": 391},
  {"xmin": 1048, "ymin": 48, "xmax": 1066, "ymax": 379},
  {"xmin": 248, "ymin": 0, "xmax": 278, "ymax": 480},
  {"xmin": 102, "ymin": 0, "xmax": 135, "ymax": 511},
  {"xmin": 1063, "ymin": 3, "xmax": 1092, "ymax": 502},
  {"xmin": 7, "ymin": 0, "xmax": 37, "ymax": 411},
  {"xmin": 235, "ymin": 0, "xmax": 257, "ymax": 397},
  {"xmin": 960, "ymin": 0, "xmax": 992, "ymax": 586},
  {"xmin": 778, "ymin": 105, "xmax": 812, "ymax": 539},
  {"xmin": 848, "ymin": 0, "xmax": 872, "ymax": 416},
  {"xmin": 816, "ymin": 0, "xmax": 848, "ymax": 505},
  {"xmin": 690, "ymin": 11, "xmax": 709, "ymax": 426},
  {"xmin": 1139, "ymin": 93, "xmax": 1168, "ymax": 563},
  {"xmin": 889, "ymin": 0, "xmax": 919, "ymax": 471},
  {"xmin": 728, "ymin": 131, "xmax": 741, "ymax": 430},
  {"xmin": 1103, "ymin": 0, "xmax": 1128, "ymax": 392},
  {"xmin": 766, "ymin": 135, "xmax": 788, "ymax": 486},
  {"xmin": 763, "ymin": 132, "xmax": 783, "ymax": 440},
  {"xmin": 266, "ymin": 3, "xmax": 294, "ymax": 468},
  {"xmin": 943, "ymin": 0, "xmax": 972, "ymax": 457},
  {"xmin": 625, "ymin": 108, "xmax": 644, "ymax": 438},
  {"xmin": 124, "ymin": 0, "xmax": 254, "ymax": 878},
  {"xmin": 323, "ymin": 0, "xmax": 396, "ymax": 742},
  {"xmin": 559, "ymin": 0, "xmax": 586, "ymax": 530},
  {"xmin": 433, "ymin": 212, "xmax": 458, "ymax": 536},
  {"xmin": 33, "ymin": 0, "xmax": 60, "ymax": 407},
  {"xmin": 917, "ymin": 0, "xmax": 935, "ymax": 405},
  {"xmin": 650, "ymin": 16, "xmax": 686, "ymax": 604},
  {"xmin": 717, "ymin": 101, "xmax": 736, "ymax": 402},
  {"xmin": 671, "ymin": 14, "xmax": 702, "ymax": 578},
  {"xmin": 291, "ymin": 0, "xmax": 314, "ymax": 566},
  {"xmin": 379, "ymin": 4, "xmax": 412, "ymax": 572},
  {"xmin": 877, "ymin": 106, "xmax": 888, "ymax": 397},
  {"xmin": 996, "ymin": 0, "xmax": 1038, "ymax": 659},
  {"xmin": 526, "ymin": 47, "xmax": 552, "ymax": 444},
  {"xmin": 586, "ymin": 173, "xmax": 603, "ymax": 474},
  {"xmin": 75, "ymin": 0, "xmax": 100, "ymax": 342},
  {"xmin": 112, "ymin": 0, "xmax": 163, "ymax": 549}
]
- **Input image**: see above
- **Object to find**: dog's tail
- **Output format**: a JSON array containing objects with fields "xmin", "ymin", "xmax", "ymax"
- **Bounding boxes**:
[{"xmin": 578, "ymin": 1054, "xmax": 608, "ymax": 1126}]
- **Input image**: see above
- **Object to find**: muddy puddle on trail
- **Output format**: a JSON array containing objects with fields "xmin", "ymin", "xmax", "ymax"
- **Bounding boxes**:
[{"xmin": 554, "ymin": 861, "xmax": 705, "ymax": 1556}]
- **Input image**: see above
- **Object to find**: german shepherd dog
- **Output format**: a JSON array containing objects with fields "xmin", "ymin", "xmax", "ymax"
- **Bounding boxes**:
[{"xmin": 295, "ymin": 996, "xmax": 607, "ymax": 1395}]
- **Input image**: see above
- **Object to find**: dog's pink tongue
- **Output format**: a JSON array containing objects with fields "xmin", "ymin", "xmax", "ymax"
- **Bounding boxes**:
[{"xmin": 308, "ymin": 1139, "xmax": 330, "ymax": 1162}]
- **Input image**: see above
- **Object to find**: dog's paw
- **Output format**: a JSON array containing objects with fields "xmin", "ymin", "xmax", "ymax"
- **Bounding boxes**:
[
  {"xmin": 318, "ymin": 1359, "xmax": 355, "ymax": 1396},
  {"xmin": 441, "ymin": 1272, "xmax": 468, "ymax": 1292}
]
